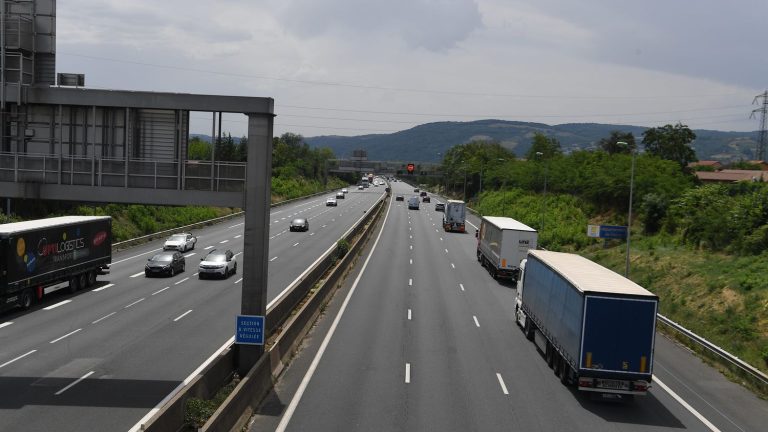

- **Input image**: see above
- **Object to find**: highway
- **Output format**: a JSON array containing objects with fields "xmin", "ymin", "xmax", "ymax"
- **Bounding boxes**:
[
  {"xmin": 250, "ymin": 180, "xmax": 768, "ymax": 432},
  {"xmin": 0, "ymin": 186, "xmax": 384, "ymax": 432}
]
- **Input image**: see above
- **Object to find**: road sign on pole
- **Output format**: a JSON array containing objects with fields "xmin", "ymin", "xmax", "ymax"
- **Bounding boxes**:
[
  {"xmin": 235, "ymin": 315, "xmax": 265, "ymax": 345},
  {"xmin": 587, "ymin": 224, "xmax": 628, "ymax": 240}
]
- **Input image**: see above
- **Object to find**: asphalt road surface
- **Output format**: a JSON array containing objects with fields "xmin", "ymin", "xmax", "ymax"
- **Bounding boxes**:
[
  {"xmin": 249, "ymin": 180, "xmax": 768, "ymax": 432},
  {"xmin": 0, "ymin": 186, "xmax": 384, "ymax": 432}
]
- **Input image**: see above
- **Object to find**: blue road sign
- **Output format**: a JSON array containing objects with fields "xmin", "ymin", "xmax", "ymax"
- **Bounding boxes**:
[
  {"xmin": 235, "ymin": 315, "xmax": 265, "ymax": 345},
  {"xmin": 600, "ymin": 225, "xmax": 628, "ymax": 239}
]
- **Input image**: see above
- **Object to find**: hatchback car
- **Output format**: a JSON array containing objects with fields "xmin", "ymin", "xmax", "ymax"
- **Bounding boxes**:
[
  {"xmin": 145, "ymin": 251, "xmax": 185, "ymax": 277},
  {"xmin": 326, "ymin": 197, "xmax": 337, "ymax": 206},
  {"xmin": 163, "ymin": 233, "xmax": 196, "ymax": 252},
  {"xmin": 290, "ymin": 218, "xmax": 309, "ymax": 232},
  {"xmin": 396, "ymin": 195, "xmax": 404, "ymax": 201},
  {"xmin": 198, "ymin": 249, "xmax": 237, "ymax": 279},
  {"xmin": 435, "ymin": 203, "xmax": 446, "ymax": 212}
]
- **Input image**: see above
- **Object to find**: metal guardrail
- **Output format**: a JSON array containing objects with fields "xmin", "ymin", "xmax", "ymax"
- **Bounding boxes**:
[{"xmin": 657, "ymin": 314, "xmax": 768, "ymax": 386}]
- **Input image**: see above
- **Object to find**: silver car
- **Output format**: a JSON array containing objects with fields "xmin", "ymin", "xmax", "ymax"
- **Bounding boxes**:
[
  {"xmin": 163, "ymin": 233, "xmax": 197, "ymax": 252},
  {"xmin": 198, "ymin": 249, "xmax": 237, "ymax": 279}
]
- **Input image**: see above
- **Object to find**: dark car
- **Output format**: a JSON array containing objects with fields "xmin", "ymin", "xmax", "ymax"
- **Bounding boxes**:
[
  {"xmin": 336, "ymin": 191, "xmax": 345, "ymax": 199},
  {"xmin": 199, "ymin": 249, "xmax": 237, "ymax": 279},
  {"xmin": 145, "ymin": 251, "xmax": 185, "ymax": 277},
  {"xmin": 435, "ymin": 203, "xmax": 445, "ymax": 211},
  {"xmin": 396, "ymin": 195, "xmax": 404, "ymax": 201},
  {"xmin": 422, "ymin": 195, "xmax": 431, "ymax": 203},
  {"xmin": 420, "ymin": 191, "xmax": 428, "ymax": 197},
  {"xmin": 290, "ymin": 218, "xmax": 309, "ymax": 232},
  {"xmin": 414, "ymin": 188, "xmax": 419, "ymax": 193}
]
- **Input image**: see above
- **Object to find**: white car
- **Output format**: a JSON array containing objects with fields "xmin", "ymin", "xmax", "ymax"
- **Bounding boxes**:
[
  {"xmin": 163, "ymin": 233, "xmax": 197, "ymax": 252},
  {"xmin": 342, "ymin": 188, "xmax": 349, "ymax": 194},
  {"xmin": 198, "ymin": 249, "xmax": 237, "ymax": 279},
  {"xmin": 326, "ymin": 197, "xmax": 337, "ymax": 206}
]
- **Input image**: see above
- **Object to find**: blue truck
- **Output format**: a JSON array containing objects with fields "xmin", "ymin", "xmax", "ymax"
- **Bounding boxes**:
[{"xmin": 515, "ymin": 250, "xmax": 658, "ymax": 398}]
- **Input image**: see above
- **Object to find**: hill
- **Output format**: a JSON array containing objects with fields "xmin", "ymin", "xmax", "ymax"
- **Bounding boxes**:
[{"xmin": 304, "ymin": 120, "xmax": 759, "ymax": 162}]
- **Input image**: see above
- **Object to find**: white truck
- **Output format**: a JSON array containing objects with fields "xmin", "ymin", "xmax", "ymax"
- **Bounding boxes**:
[
  {"xmin": 442, "ymin": 200, "xmax": 466, "ymax": 233},
  {"xmin": 476, "ymin": 216, "xmax": 537, "ymax": 281}
]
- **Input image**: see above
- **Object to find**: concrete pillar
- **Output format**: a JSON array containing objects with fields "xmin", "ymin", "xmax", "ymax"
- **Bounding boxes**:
[{"xmin": 238, "ymin": 112, "xmax": 274, "ymax": 375}]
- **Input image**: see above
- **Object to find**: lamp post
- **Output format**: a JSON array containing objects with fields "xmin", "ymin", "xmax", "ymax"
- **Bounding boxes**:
[
  {"xmin": 617, "ymin": 141, "xmax": 636, "ymax": 278},
  {"xmin": 535, "ymin": 152, "xmax": 547, "ymax": 234}
]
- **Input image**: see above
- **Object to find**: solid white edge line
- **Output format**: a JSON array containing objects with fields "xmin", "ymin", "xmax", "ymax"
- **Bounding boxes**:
[
  {"xmin": 129, "ymin": 337, "xmax": 235, "ymax": 432},
  {"xmin": 0, "ymin": 349, "xmax": 36, "ymax": 369},
  {"xmin": 0, "ymin": 321, "xmax": 13, "ymax": 329},
  {"xmin": 91, "ymin": 312, "xmax": 116, "ymax": 324},
  {"xmin": 91, "ymin": 283, "xmax": 115, "ymax": 292},
  {"xmin": 50, "ymin": 328, "xmax": 81, "ymax": 344},
  {"xmin": 43, "ymin": 299, "xmax": 71, "ymax": 310},
  {"xmin": 152, "ymin": 287, "xmax": 170, "ymax": 295},
  {"xmin": 55, "ymin": 371, "xmax": 95, "ymax": 396},
  {"xmin": 129, "ymin": 271, "xmax": 144, "ymax": 278},
  {"xmin": 275, "ymin": 190, "xmax": 393, "ymax": 432},
  {"xmin": 654, "ymin": 375, "xmax": 722, "ymax": 432},
  {"xmin": 473, "ymin": 316, "xmax": 480, "ymax": 327},
  {"xmin": 405, "ymin": 363, "xmax": 411, "ymax": 384},
  {"xmin": 124, "ymin": 298, "xmax": 146, "ymax": 308},
  {"xmin": 173, "ymin": 310, "xmax": 193, "ymax": 322},
  {"xmin": 496, "ymin": 373, "xmax": 509, "ymax": 395}
]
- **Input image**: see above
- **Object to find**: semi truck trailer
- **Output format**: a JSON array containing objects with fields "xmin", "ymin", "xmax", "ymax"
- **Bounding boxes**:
[
  {"xmin": 442, "ymin": 200, "xmax": 466, "ymax": 233},
  {"xmin": 0, "ymin": 216, "xmax": 112, "ymax": 313},
  {"xmin": 515, "ymin": 250, "xmax": 658, "ymax": 398},
  {"xmin": 476, "ymin": 216, "xmax": 537, "ymax": 281}
]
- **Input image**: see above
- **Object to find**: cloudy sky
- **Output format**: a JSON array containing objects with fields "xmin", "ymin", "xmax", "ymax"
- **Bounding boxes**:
[{"xmin": 57, "ymin": 0, "xmax": 767, "ymax": 138}]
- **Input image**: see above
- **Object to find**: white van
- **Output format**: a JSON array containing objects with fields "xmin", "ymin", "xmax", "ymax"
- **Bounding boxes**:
[{"xmin": 407, "ymin": 196, "xmax": 420, "ymax": 210}]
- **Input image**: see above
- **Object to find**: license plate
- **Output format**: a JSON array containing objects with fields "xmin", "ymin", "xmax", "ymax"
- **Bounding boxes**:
[{"xmin": 597, "ymin": 379, "xmax": 629, "ymax": 390}]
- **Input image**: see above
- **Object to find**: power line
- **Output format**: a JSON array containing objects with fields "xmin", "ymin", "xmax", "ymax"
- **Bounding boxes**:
[{"xmin": 61, "ymin": 51, "xmax": 743, "ymax": 101}]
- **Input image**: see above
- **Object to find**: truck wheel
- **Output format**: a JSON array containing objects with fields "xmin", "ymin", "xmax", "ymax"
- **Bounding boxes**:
[
  {"xmin": 78, "ymin": 273, "xmax": 87, "ymax": 291},
  {"xmin": 524, "ymin": 317, "xmax": 535, "ymax": 341},
  {"xmin": 69, "ymin": 277, "xmax": 80, "ymax": 293},
  {"xmin": 86, "ymin": 271, "xmax": 96, "ymax": 287},
  {"xmin": 553, "ymin": 353, "xmax": 562, "ymax": 377},
  {"xmin": 546, "ymin": 343, "xmax": 555, "ymax": 368},
  {"xmin": 560, "ymin": 361, "xmax": 571, "ymax": 385},
  {"xmin": 476, "ymin": 250, "xmax": 482, "ymax": 262},
  {"xmin": 20, "ymin": 289, "xmax": 33, "ymax": 309}
]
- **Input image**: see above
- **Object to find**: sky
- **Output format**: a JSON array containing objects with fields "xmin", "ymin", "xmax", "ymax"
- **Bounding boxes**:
[{"xmin": 56, "ymin": 0, "xmax": 768, "ymax": 138}]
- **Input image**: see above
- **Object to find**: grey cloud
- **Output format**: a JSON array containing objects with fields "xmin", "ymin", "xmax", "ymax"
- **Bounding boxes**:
[
  {"xmin": 529, "ymin": 0, "xmax": 768, "ymax": 89},
  {"xmin": 275, "ymin": 0, "xmax": 483, "ymax": 51}
]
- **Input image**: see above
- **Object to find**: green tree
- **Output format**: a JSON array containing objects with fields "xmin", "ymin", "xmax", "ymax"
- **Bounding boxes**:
[
  {"xmin": 642, "ymin": 123, "xmax": 697, "ymax": 169},
  {"xmin": 525, "ymin": 133, "xmax": 562, "ymax": 160},
  {"xmin": 188, "ymin": 137, "xmax": 211, "ymax": 160},
  {"xmin": 215, "ymin": 133, "xmax": 238, "ymax": 162},
  {"xmin": 599, "ymin": 131, "xmax": 637, "ymax": 154}
]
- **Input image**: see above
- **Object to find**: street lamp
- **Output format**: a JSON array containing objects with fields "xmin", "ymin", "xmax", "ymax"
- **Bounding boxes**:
[
  {"xmin": 617, "ymin": 141, "xmax": 636, "ymax": 278},
  {"xmin": 535, "ymin": 152, "xmax": 547, "ymax": 234}
]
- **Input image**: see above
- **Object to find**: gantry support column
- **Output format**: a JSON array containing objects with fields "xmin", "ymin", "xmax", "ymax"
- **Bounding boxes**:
[{"xmin": 238, "ymin": 112, "xmax": 274, "ymax": 375}]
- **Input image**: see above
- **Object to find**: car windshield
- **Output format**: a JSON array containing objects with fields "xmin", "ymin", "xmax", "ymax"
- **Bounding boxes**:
[
  {"xmin": 151, "ymin": 254, "xmax": 173, "ymax": 262},
  {"xmin": 205, "ymin": 254, "xmax": 227, "ymax": 262},
  {"xmin": 170, "ymin": 234, "xmax": 186, "ymax": 241}
]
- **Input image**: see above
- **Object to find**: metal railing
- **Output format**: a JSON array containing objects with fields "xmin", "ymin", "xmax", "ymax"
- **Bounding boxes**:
[
  {"xmin": 657, "ymin": 314, "xmax": 768, "ymax": 387},
  {"xmin": 0, "ymin": 152, "xmax": 246, "ymax": 192}
]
